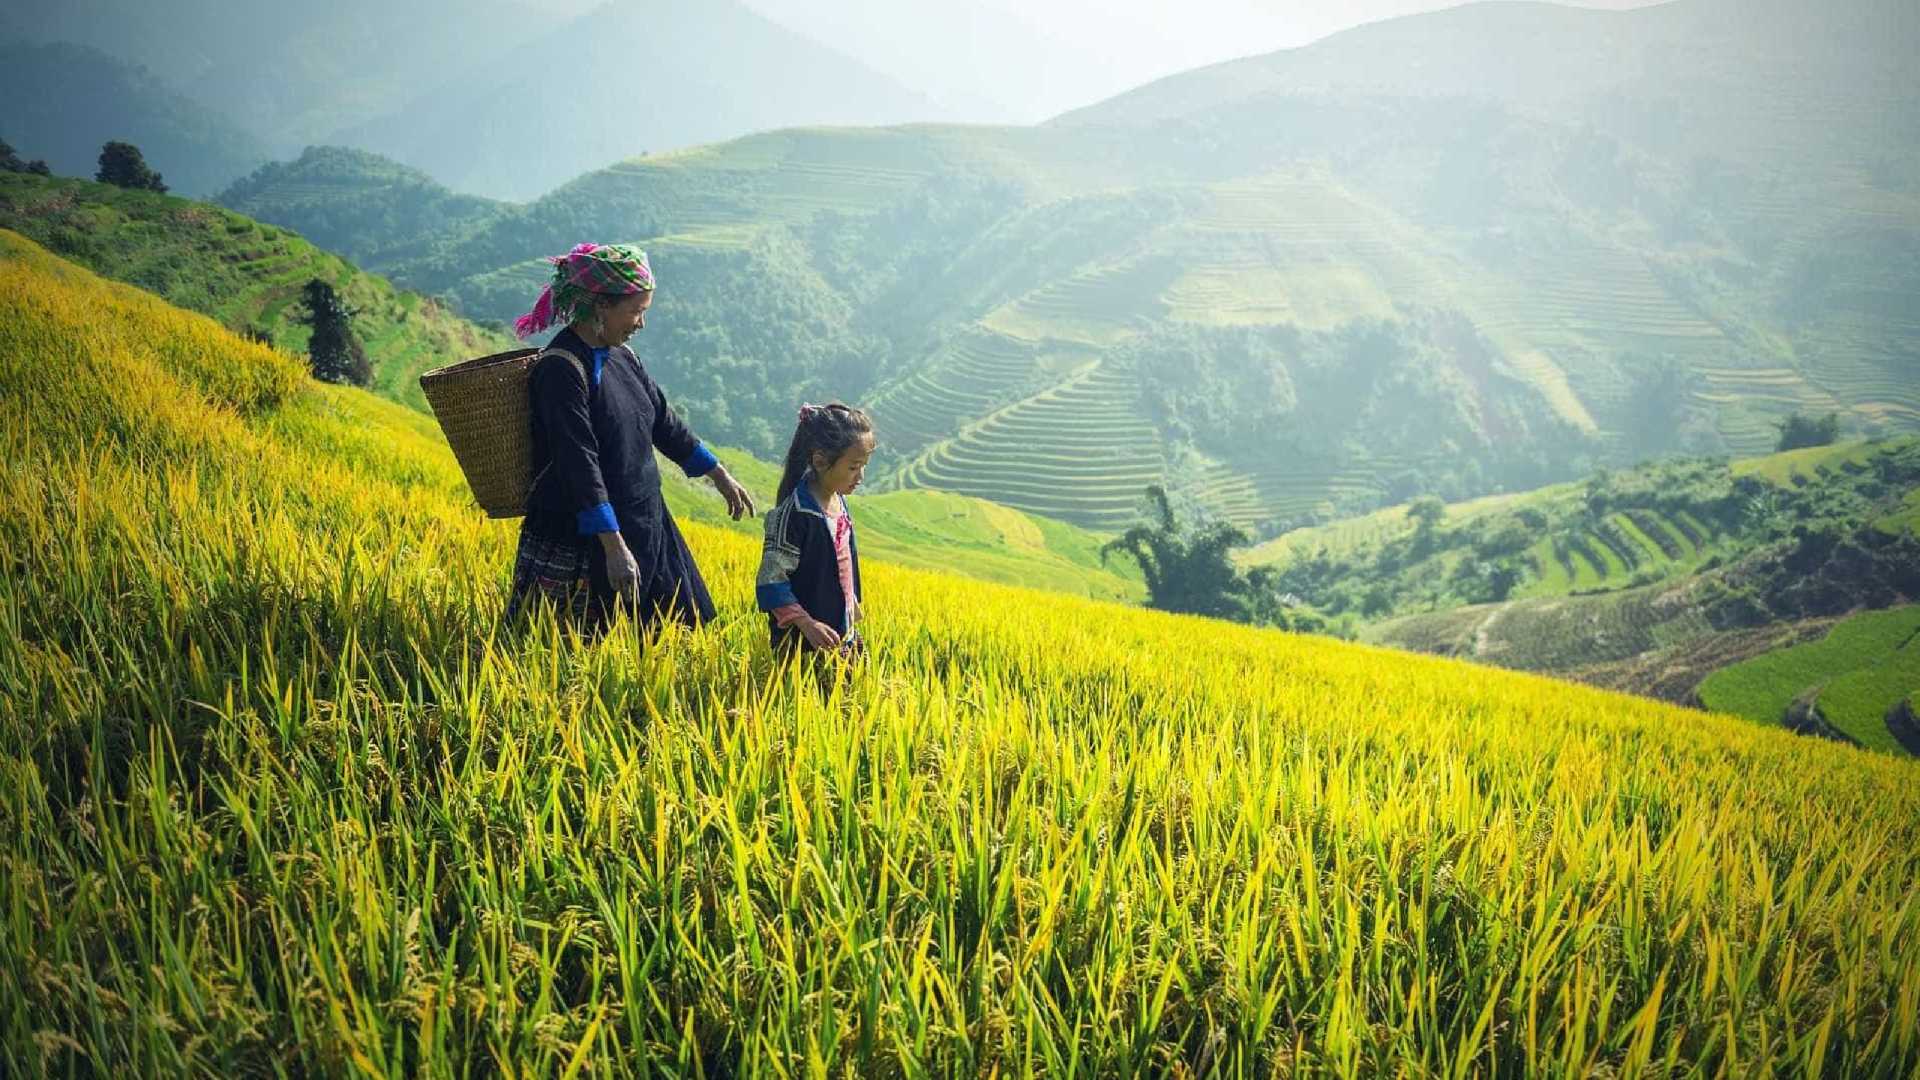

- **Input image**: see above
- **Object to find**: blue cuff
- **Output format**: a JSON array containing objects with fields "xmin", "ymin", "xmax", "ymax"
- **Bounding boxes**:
[
  {"xmin": 681, "ymin": 443, "xmax": 718, "ymax": 478},
  {"xmin": 755, "ymin": 581, "xmax": 797, "ymax": 611},
  {"xmin": 576, "ymin": 502, "xmax": 619, "ymax": 535}
]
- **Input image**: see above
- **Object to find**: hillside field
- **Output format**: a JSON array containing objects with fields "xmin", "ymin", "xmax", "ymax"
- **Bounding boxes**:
[
  {"xmin": 0, "ymin": 172, "xmax": 514, "ymax": 410},
  {"xmin": 1699, "ymin": 605, "xmax": 1920, "ymax": 756},
  {"xmin": 4, "ymin": 232, "xmax": 1919, "ymax": 1073}
]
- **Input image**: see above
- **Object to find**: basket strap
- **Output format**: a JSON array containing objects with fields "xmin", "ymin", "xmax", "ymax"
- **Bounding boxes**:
[{"xmin": 526, "ymin": 341, "xmax": 595, "ymax": 502}]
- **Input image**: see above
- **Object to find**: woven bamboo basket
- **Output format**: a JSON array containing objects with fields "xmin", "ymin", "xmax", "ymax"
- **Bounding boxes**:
[{"xmin": 418, "ymin": 347, "xmax": 542, "ymax": 518}]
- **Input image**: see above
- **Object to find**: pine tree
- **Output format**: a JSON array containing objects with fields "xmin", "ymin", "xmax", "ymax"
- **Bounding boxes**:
[
  {"xmin": 298, "ymin": 279, "xmax": 371, "ymax": 387},
  {"xmin": 95, "ymin": 141, "xmax": 167, "ymax": 192}
]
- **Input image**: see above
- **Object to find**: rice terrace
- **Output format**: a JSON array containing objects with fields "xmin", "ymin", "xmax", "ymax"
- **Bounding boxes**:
[{"xmin": 3, "ymin": 0, "xmax": 1918, "ymax": 1074}]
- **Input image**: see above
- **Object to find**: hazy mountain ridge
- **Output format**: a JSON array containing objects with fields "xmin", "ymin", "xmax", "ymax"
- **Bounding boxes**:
[
  {"xmin": 220, "ymin": 0, "xmax": 1920, "ymax": 532},
  {"xmin": 0, "ymin": 0, "xmax": 543, "ymax": 151},
  {"xmin": 219, "ymin": 147, "xmax": 510, "ymax": 271},
  {"xmin": 327, "ymin": 0, "xmax": 950, "ymax": 201},
  {"xmin": 0, "ymin": 41, "xmax": 271, "ymax": 197},
  {"xmin": 2, "ymin": 0, "xmax": 953, "ymax": 201}
]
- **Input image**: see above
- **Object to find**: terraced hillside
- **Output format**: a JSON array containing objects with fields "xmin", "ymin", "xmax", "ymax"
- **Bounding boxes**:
[
  {"xmin": 1247, "ymin": 439, "xmax": 1914, "ymax": 579},
  {"xmin": 8, "ymin": 213, "xmax": 1920, "ymax": 1077},
  {"xmin": 227, "ymin": 0, "xmax": 1920, "ymax": 534},
  {"xmin": 864, "ymin": 329, "xmax": 1048, "ymax": 450},
  {"xmin": 1339, "ymin": 440, "xmax": 1920, "ymax": 708},
  {"xmin": 895, "ymin": 359, "xmax": 1164, "ymax": 529},
  {"xmin": 1699, "ymin": 605, "xmax": 1920, "ymax": 757}
]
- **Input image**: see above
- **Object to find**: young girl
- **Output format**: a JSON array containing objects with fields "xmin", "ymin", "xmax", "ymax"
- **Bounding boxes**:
[{"xmin": 755, "ymin": 402, "xmax": 876, "ymax": 658}]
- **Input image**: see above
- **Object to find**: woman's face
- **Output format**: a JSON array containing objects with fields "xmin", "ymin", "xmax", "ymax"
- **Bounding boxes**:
[
  {"xmin": 598, "ymin": 290, "xmax": 653, "ymax": 343},
  {"xmin": 813, "ymin": 433, "xmax": 876, "ymax": 497}
]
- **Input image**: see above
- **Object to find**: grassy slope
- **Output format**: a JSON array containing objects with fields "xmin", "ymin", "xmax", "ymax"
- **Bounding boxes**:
[
  {"xmin": 6, "ymin": 234, "xmax": 1918, "ymax": 1074},
  {"xmin": 0, "ymin": 174, "xmax": 1142, "ymax": 600},
  {"xmin": 659, "ymin": 444, "xmax": 1142, "ymax": 602},
  {"xmin": 0, "ymin": 172, "xmax": 516, "ymax": 409},
  {"xmin": 1698, "ymin": 605, "xmax": 1920, "ymax": 755},
  {"xmin": 1729, "ymin": 440, "xmax": 1897, "ymax": 484},
  {"xmin": 1329, "ymin": 440, "xmax": 1919, "ymax": 722},
  {"xmin": 1245, "ymin": 438, "xmax": 1915, "ymax": 596}
]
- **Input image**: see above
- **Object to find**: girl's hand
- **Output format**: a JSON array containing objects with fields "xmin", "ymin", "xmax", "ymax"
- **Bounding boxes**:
[
  {"xmin": 600, "ymin": 533, "xmax": 641, "ymax": 602},
  {"xmin": 709, "ymin": 465, "xmax": 757, "ymax": 520},
  {"xmin": 798, "ymin": 618, "xmax": 842, "ymax": 651}
]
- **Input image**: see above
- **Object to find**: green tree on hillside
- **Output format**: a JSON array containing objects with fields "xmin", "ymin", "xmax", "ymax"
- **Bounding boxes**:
[
  {"xmin": 1621, "ymin": 356, "xmax": 1702, "ymax": 458},
  {"xmin": 1407, "ymin": 495, "xmax": 1446, "ymax": 557},
  {"xmin": 1103, "ymin": 486, "xmax": 1271, "ymax": 621},
  {"xmin": 1775, "ymin": 411, "xmax": 1841, "ymax": 452},
  {"xmin": 95, "ymin": 141, "xmax": 167, "ymax": 192},
  {"xmin": 297, "ymin": 279, "xmax": 370, "ymax": 387},
  {"xmin": 0, "ymin": 138, "xmax": 51, "ymax": 176}
]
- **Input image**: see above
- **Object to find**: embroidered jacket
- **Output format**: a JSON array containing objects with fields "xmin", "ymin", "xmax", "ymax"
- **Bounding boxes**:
[{"xmin": 755, "ymin": 481, "xmax": 863, "ymax": 650}]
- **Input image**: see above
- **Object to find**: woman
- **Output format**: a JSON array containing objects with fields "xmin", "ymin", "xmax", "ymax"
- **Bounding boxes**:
[{"xmin": 504, "ymin": 242, "xmax": 755, "ymax": 633}]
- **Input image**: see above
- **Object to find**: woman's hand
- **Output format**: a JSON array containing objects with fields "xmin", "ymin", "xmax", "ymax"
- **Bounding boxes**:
[
  {"xmin": 599, "ymin": 532, "xmax": 641, "ymax": 602},
  {"xmin": 798, "ymin": 617, "xmax": 842, "ymax": 651},
  {"xmin": 708, "ymin": 465, "xmax": 757, "ymax": 520}
]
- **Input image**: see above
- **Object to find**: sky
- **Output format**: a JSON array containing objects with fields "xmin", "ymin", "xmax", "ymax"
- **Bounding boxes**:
[{"xmin": 730, "ymin": 0, "xmax": 1668, "ymax": 121}]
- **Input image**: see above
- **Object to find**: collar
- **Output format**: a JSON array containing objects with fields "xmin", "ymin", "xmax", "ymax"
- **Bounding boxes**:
[{"xmin": 792, "ymin": 478, "xmax": 852, "ymax": 521}]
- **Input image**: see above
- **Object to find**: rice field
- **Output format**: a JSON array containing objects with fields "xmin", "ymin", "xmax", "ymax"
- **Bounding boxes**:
[
  {"xmin": 5, "ymin": 233, "xmax": 1920, "ymax": 1075},
  {"xmin": 1698, "ymin": 605, "xmax": 1920, "ymax": 759},
  {"xmin": 895, "ymin": 360, "xmax": 1168, "ymax": 530},
  {"xmin": 866, "ymin": 330, "xmax": 1044, "ymax": 453}
]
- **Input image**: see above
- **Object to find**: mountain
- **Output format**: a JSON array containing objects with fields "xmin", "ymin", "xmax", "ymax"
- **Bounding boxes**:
[
  {"xmin": 2, "ymin": 0, "xmax": 954, "ymax": 200},
  {"xmin": 0, "ymin": 0, "xmax": 542, "ymax": 152},
  {"xmin": 218, "ymin": 147, "xmax": 511, "ymax": 275},
  {"xmin": 1055, "ymin": 0, "xmax": 1917, "ymax": 140},
  {"xmin": 739, "ymin": 0, "xmax": 1667, "ymax": 124},
  {"xmin": 218, "ymin": 0, "xmax": 1920, "ymax": 534},
  {"xmin": 326, "ymin": 0, "xmax": 949, "ymax": 200},
  {"xmin": 5, "ymin": 227, "xmax": 1916, "ymax": 1074},
  {"xmin": 0, "ymin": 41, "xmax": 271, "ymax": 197}
]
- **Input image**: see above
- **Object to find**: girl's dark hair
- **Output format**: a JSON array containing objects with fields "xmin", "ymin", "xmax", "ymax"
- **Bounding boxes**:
[{"xmin": 777, "ymin": 402, "xmax": 874, "ymax": 504}]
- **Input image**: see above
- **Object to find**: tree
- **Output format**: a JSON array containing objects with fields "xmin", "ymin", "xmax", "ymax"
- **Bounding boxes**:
[
  {"xmin": 1621, "ymin": 356, "xmax": 1697, "ymax": 458},
  {"xmin": 1407, "ymin": 494, "xmax": 1446, "ymax": 557},
  {"xmin": 95, "ymin": 141, "xmax": 167, "ymax": 192},
  {"xmin": 1102, "ymin": 486, "xmax": 1265, "ymax": 621},
  {"xmin": 1583, "ymin": 468, "xmax": 1615, "ymax": 518},
  {"xmin": 0, "ymin": 137, "xmax": 51, "ymax": 176},
  {"xmin": 1774, "ymin": 411, "xmax": 1841, "ymax": 452},
  {"xmin": 1360, "ymin": 583, "xmax": 1395, "ymax": 618},
  {"xmin": 1407, "ymin": 496, "xmax": 1446, "ymax": 530},
  {"xmin": 297, "ymin": 279, "xmax": 370, "ymax": 386}
]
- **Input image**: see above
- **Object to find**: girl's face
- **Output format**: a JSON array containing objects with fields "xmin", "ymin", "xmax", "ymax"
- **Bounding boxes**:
[{"xmin": 812, "ymin": 433, "xmax": 875, "ymax": 497}]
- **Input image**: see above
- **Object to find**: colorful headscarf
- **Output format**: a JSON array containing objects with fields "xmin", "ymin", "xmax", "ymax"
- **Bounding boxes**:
[{"xmin": 513, "ymin": 242, "xmax": 655, "ymax": 339}]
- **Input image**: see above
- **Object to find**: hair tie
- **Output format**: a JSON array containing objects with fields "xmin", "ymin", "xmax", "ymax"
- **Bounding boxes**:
[{"xmin": 798, "ymin": 402, "xmax": 821, "ymax": 422}]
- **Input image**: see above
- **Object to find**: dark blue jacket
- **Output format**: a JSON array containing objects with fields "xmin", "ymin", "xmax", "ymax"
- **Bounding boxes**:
[{"xmin": 755, "ymin": 481, "xmax": 862, "ymax": 651}]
